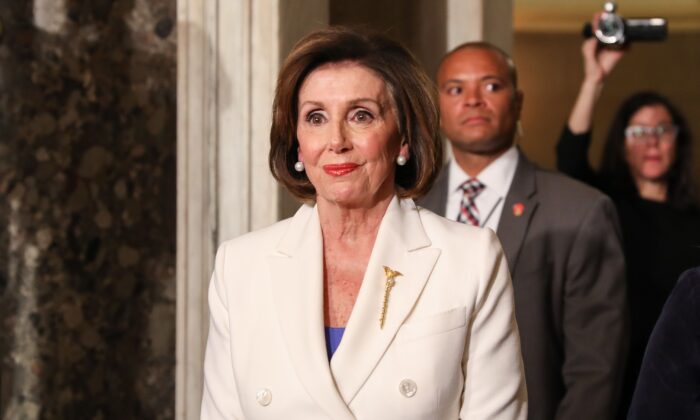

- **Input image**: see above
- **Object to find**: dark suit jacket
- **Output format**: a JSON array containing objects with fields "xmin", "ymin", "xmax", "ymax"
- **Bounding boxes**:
[
  {"xmin": 419, "ymin": 151, "xmax": 628, "ymax": 420},
  {"xmin": 627, "ymin": 267, "xmax": 700, "ymax": 420}
]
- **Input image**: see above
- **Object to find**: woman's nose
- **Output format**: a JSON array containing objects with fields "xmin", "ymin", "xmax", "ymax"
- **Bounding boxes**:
[
  {"xmin": 644, "ymin": 134, "xmax": 661, "ymax": 147},
  {"xmin": 328, "ymin": 121, "xmax": 351, "ymax": 152}
]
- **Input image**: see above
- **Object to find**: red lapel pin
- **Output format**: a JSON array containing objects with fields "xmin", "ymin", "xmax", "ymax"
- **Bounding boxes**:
[{"xmin": 512, "ymin": 202, "xmax": 525, "ymax": 217}]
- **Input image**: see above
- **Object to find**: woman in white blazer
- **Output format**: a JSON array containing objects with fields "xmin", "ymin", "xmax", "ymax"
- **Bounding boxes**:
[{"xmin": 201, "ymin": 27, "xmax": 527, "ymax": 420}]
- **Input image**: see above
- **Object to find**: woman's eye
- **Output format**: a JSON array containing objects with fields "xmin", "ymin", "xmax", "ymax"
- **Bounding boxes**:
[
  {"xmin": 352, "ymin": 110, "xmax": 374, "ymax": 123},
  {"xmin": 446, "ymin": 86, "xmax": 462, "ymax": 95},
  {"xmin": 306, "ymin": 112, "xmax": 325, "ymax": 125}
]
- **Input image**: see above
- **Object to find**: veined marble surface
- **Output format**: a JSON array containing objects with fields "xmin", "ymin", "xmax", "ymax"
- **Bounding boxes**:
[{"xmin": 0, "ymin": 1, "xmax": 176, "ymax": 418}]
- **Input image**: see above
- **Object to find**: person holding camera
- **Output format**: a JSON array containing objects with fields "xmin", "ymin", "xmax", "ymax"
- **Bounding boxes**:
[{"xmin": 556, "ymin": 30, "xmax": 700, "ymax": 417}]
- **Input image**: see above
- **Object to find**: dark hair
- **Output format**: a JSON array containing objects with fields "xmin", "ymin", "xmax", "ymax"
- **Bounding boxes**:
[
  {"xmin": 600, "ymin": 91, "xmax": 696, "ymax": 209},
  {"xmin": 269, "ymin": 26, "xmax": 442, "ymax": 201}
]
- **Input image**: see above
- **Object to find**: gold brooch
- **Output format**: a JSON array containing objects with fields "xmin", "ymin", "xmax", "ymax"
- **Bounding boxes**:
[{"xmin": 379, "ymin": 266, "xmax": 403, "ymax": 329}]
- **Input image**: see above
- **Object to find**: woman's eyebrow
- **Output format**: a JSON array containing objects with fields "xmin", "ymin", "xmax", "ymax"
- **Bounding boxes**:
[{"xmin": 298, "ymin": 100, "xmax": 324, "ymax": 109}]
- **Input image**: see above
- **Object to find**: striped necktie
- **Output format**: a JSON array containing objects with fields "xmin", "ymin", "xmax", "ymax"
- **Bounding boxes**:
[{"xmin": 457, "ymin": 179, "xmax": 485, "ymax": 226}]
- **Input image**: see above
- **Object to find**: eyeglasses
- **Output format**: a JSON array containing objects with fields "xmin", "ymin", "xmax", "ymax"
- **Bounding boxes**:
[{"xmin": 625, "ymin": 124, "xmax": 678, "ymax": 146}]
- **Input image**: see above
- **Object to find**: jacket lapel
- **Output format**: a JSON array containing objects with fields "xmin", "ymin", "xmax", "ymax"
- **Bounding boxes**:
[
  {"xmin": 267, "ymin": 205, "xmax": 355, "ymax": 419},
  {"xmin": 497, "ymin": 150, "xmax": 539, "ymax": 273},
  {"xmin": 330, "ymin": 198, "xmax": 440, "ymax": 404}
]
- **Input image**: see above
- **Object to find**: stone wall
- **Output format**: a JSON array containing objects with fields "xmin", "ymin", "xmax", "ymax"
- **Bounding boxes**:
[{"xmin": 0, "ymin": 1, "xmax": 176, "ymax": 418}]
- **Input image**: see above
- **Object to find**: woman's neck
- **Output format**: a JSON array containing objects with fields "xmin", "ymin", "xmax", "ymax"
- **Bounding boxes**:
[
  {"xmin": 636, "ymin": 178, "xmax": 668, "ymax": 203},
  {"xmin": 318, "ymin": 193, "xmax": 395, "ymax": 328},
  {"xmin": 317, "ymin": 194, "xmax": 394, "ymax": 244}
]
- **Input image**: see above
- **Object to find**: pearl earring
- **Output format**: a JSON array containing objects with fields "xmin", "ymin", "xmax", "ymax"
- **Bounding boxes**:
[
  {"xmin": 294, "ymin": 161, "xmax": 305, "ymax": 172},
  {"xmin": 396, "ymin": 155, "xmax": 407, "ymax": 166}
]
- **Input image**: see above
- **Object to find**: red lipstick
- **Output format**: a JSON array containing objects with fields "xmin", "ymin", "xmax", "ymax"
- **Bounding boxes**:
[{"xmin": 323, "ymin": 163, "xmax": 359, "ymax": 176}]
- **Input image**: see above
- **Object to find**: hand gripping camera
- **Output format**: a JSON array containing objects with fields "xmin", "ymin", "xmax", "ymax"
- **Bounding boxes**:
[{"xmin": 583, "ymin": 2, "xmax": 668, "ymax": 46}]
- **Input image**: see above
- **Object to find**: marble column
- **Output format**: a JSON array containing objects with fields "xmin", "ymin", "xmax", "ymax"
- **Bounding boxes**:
[{"xmin": 0, "ymin": 0, "xmax": 176, "ymax": 419}]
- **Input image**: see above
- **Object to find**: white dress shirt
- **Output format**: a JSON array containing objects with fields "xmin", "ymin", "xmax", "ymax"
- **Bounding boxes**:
[{"xmin": 446, "ymin": 146, "xmax": 519, "ymax": 231}]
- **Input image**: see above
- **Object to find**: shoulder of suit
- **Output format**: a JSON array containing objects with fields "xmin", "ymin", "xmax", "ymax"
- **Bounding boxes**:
[
  {"xmin": 660, "ymin": 267, "xmax": 700, "ymax": 327},
  {"xmin": 217, "ymin": 211, "xmax": 297, "ymax": 253},
  {"xmin": 533, "ymin": 166, "xmax": 611, "ymax": 204},
  {"xmin": 676, "ymin": 267, "xmax": 700, "ymax": 298}
]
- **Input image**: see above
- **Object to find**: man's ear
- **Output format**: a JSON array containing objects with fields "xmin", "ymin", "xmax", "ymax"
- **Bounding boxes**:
[{"xmin": 515, "ymin": 89, "xmax": 524, "ymax": 119}]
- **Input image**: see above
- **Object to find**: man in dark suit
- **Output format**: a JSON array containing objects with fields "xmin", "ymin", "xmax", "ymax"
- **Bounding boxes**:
[{"xmin": 419, "ymin": 42, "xmax": 628, "ymax": 419}]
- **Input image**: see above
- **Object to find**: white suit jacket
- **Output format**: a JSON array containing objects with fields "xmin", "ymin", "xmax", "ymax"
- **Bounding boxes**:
[{"xmin": 201, "ymin": 197, "xmax": 527, "ymax": 419}]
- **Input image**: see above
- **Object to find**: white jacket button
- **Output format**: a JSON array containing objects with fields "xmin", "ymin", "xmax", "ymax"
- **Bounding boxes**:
[
  {"xmin": 399, "ymin": 379, "xmax": 417, "ymax": 398},
  {"xmin": 256, "ymin": 388, "xmax": 272, "ymax": 406}
]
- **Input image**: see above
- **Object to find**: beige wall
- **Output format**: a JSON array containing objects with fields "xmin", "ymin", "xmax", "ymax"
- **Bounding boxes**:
[
  {"xmin": 514, "ymin": 32, "xmax": 700, "ymax": 185},
  {"xmin": 330, "ymin": 0, "xmax": 447, "ymax": 80}
]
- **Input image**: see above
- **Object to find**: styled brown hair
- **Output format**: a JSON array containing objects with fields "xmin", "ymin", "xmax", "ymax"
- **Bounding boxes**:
[{"xmin": 269, "ymin": 26, "xmax": 442, "ymax": 201}]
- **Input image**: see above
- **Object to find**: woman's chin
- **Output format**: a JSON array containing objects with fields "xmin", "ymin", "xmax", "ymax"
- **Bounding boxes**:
[
  {"xmin": 638, "ymin": 167, "xmax": 670, "ymax": 183},
  {"xmin": 320, "ymin": 195, "xmax": 370, "ymax": 209},
  {"xmin": 316, "ymin": 190, "xmax": 392, "ymax": 210}
]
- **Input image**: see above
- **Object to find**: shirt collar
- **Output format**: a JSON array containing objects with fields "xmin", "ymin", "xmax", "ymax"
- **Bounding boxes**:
[{"xmin": 448, "ymin": 146, "xmax": 519, "ymax": 198}]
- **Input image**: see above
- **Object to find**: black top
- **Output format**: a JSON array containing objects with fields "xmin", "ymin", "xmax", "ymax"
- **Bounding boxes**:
[
  {"xmin": 627, "ymin": 267, "xmax": 700, "ymax": 420},
  {"xmin": 556, "ymin": 127, "xmax": 700, "ymax": 416},
  {"xmin": 555, "ymin": 127, "xmax": 602, "ymax": 189}
]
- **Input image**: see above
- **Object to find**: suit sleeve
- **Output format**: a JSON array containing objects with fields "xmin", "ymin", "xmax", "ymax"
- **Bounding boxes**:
[
  {"xmin": 459, "ymin": 230, "xmax": 528, "ymax": 420},
  {"xmin": 201, "ymin": 245, "xmax": 245, "ymax": 420},
  {"xmin": 557, "ymin": 195, "xmax": 628, "ymax": 420}
]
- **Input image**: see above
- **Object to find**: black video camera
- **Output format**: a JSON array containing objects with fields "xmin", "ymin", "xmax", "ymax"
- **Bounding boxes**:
[{"xmin": 583, "ymin": 2, "xmax": 667, "ymax": 46}]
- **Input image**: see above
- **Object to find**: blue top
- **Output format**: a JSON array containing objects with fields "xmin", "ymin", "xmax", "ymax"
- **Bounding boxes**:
[{"xmin": 324, "ymin": 326, "xmax": 346, "ymax": 360}]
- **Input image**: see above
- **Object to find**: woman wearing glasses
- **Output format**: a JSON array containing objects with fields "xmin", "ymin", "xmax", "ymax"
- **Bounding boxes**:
[{"xmin": 556, "ymin": 37, "xmax": 700, "ymax": 417}]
